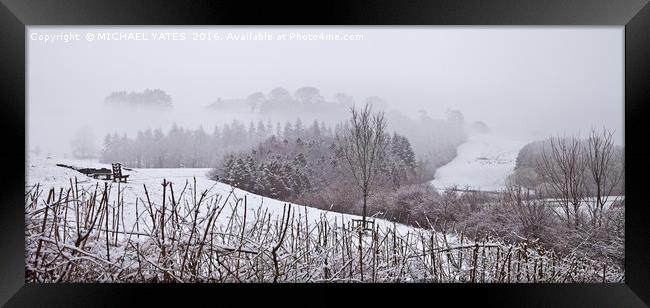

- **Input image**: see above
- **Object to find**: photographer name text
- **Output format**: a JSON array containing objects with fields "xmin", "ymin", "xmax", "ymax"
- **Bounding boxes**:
[{"xmin": 30, "ymin": 31, "xmax": 364, "ymax": 43}]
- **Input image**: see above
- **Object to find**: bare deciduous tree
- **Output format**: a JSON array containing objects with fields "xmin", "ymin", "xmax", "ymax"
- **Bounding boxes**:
[
  {"xmin": 584, "ymin": 128, "xmax": 624, "ymax": 227},
  {"xmin": 538, "ymin": 136, "xmax": 585, "ymax": 229},
  {"xmin": 337, "ymin": 103, "xmax": 389, "ymax": 228}
]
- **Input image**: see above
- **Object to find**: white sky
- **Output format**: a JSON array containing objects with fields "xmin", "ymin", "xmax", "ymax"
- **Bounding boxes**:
[{"xmin": 27, "ymin": 26, "xmax": 623, "ymax": 155}]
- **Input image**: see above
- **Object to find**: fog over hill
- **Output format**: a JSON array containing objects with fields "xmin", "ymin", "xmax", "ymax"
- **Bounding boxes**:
[{"xmin": 28, "ymin": 27, "xmax": 622, "ymax": 158}]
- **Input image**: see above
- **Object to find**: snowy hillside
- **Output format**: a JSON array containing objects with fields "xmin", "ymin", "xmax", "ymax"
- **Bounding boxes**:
[
  {"xmin": 25, "ymin": 155, "xmax": 622, "ymax": 283},
  {"xmin": 26, "ymin": 156, "xmax": 420, "ymax": 236},
  {"xmin": 430, "ymin": 131, "xmax": 526, "ymax": 192}
]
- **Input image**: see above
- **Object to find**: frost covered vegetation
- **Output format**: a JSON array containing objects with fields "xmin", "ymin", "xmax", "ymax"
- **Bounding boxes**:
[
  {"xmin": 25, "ymin": 179, "xmax": 622, "ymax": 283},
  {"xmin": 32, "ymin": 89, "xmax": 623, "ymax": 283},
  {"xmin": 502, "ymin": 128, "xmax": 625, "ymax": 267}
]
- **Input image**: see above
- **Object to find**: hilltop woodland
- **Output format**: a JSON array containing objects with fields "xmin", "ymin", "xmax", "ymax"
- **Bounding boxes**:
[
  {"xmin": 207, "ymin": 87, "xmax": 468, "ymax": 175},
  {"xmin": 105, "ymin": 88, "xmax": 173, "ymax": 108}
]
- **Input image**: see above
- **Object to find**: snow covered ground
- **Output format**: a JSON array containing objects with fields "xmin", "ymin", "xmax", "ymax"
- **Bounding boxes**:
[
  {"xmin": 26, "ymin": 155, "xmax": 622, "ymax": 283},
  {"xmin": 430, "ymin": 131, "xmax": 526, "ymax": 192},
  {"xmin": 26, "ymin": 155, "xmax": 426, "ymax": 238}
]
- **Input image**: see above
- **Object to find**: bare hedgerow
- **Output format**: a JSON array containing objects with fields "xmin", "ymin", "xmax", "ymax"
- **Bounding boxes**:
[{"xmin": 25, "ymin": 178, "xmax": 623, "ymax": 283}]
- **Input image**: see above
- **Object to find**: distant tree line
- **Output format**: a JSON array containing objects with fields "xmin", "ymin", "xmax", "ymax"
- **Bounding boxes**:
[
  {"xmin": 105, "ymin": 88, "xmax": 172, "ymax": 108},
  {"xmin": 208, "ymin": 86, "xmax": 350, "ymax": 118},
  {"xmin": 100, "ymin": 118, "xmax": 332, "ymax": 168}
]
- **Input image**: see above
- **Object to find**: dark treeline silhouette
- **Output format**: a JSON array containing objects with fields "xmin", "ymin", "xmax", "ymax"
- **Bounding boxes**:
[{"xmin": 105, "ymin": 88, "xmax": 173, "ymax": 108}]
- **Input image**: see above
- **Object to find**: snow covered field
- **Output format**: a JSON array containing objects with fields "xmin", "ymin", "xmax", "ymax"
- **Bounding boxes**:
[
  {"xmin": 430, "ymin": 132, "xmax": 526, "ymax": 192},
  {"xmin": 26, "ymin": 155, "xmax": 421, "ymax": 238},
  {"xmin": 25, "ymin": 155, "xmax": 622, "ymax": 282},
  {"xmin": 26, "ymin": 155, "xmax": 467, "ymax": 282}
]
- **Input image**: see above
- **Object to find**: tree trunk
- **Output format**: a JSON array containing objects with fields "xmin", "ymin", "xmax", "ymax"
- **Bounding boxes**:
[{"xmin": 362, "ymin": 189, "xmax": 368, "ymax": 228}]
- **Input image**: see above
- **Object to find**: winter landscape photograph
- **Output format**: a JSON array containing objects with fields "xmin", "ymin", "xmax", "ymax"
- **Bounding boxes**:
[{"xmin": 26, "ymin": 27, "xmax": 624, "ymax": 283}]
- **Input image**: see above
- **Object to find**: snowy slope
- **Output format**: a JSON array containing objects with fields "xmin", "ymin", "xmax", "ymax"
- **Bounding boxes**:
[
  {"xmin": 26, "ymin": 156, "xmax": 622, "ymax": 283},
  {"xmin": 430, "ymin": 132, "xmax": 526, "ymax": 192},
  {"xmin": 26, "ymin": 156, "xmax": 427, "ymax": 238}
]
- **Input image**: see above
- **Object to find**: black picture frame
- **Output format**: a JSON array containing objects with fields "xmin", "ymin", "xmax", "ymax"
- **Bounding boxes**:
[{"xmin": 1, "ymin": 0, "xmax": 649, "ymax": 306}]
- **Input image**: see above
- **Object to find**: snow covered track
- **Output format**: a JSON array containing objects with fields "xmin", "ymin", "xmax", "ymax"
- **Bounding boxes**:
[
  {"xmin": 24, "ymin": 157, "xmax": 622, "ymax": 282},
  {"xmin": 431, "ymin": 132, "xmax": 526, "ymax": 192}
]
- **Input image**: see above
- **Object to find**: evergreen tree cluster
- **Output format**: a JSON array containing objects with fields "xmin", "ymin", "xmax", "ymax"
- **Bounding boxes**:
[
  {"xmin": 213, "ymin": 119, "xmax": 338, "ymax": 200},
  {"xmin": 385, "ymin": 133, "xmax": 418, "ymax": 188},
  {"xmin": 214, "ymin": 124, "xmax": 422, "ymax": 209},
  {"xmin": 385, "ymin": 109, "xmax": 468, "ymax": 180},
  {"xmin": 99, "ymin": 118, "xmax": 327, "ymax": 168}
]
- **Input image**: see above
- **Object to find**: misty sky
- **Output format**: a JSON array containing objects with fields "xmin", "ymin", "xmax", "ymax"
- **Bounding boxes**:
[{"xmin": 27, "ymin": 26, "xmax": 623, "ymax": 156}]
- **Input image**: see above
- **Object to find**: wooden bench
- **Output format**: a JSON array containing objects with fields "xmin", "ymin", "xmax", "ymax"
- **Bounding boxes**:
[{"xmin": 112, "ymin": 163, "xmax": 130, "ymax": 183}]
